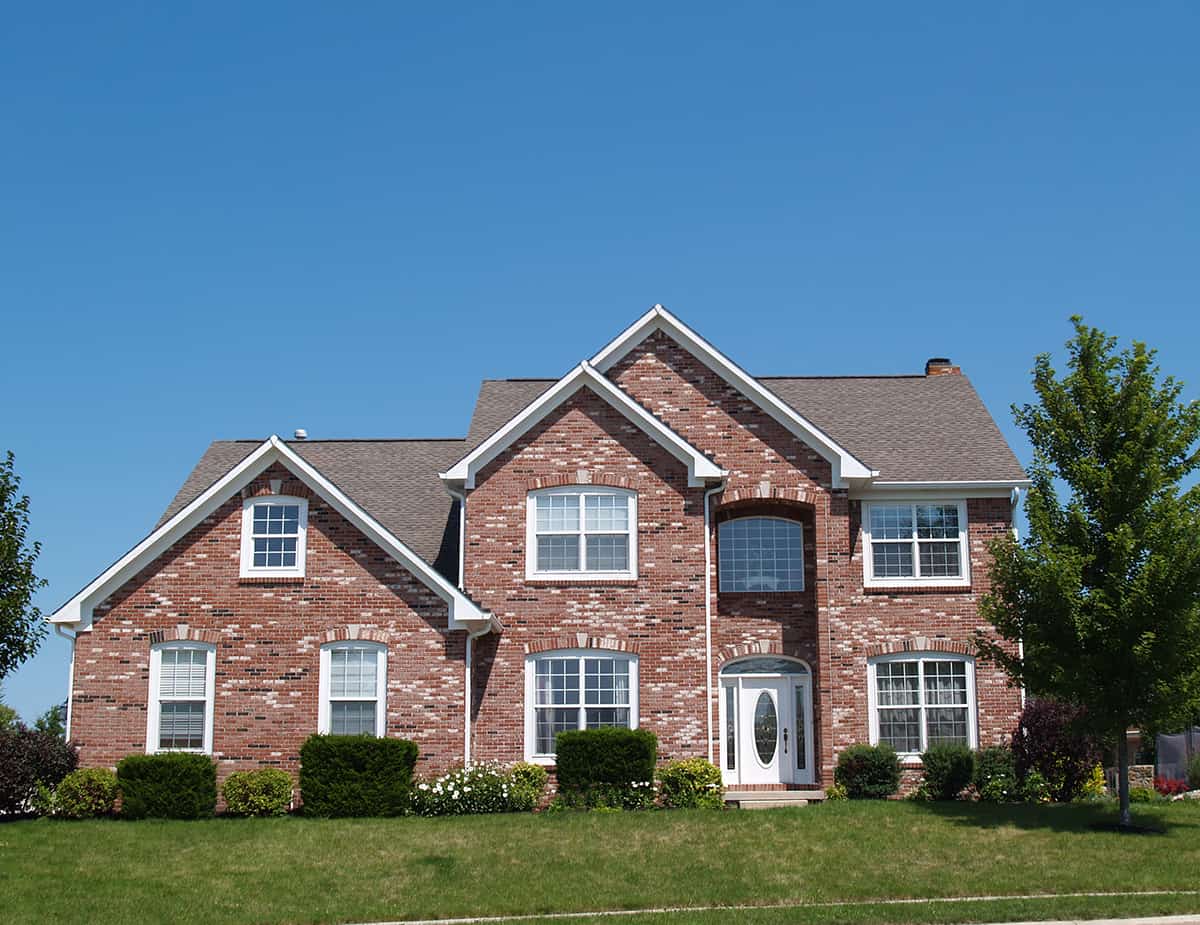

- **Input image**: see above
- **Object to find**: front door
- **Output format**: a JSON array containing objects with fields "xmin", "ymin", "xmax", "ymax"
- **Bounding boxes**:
[{"xmin": 722, "ymin": 673, "xmax": 813, "ymax": 786}]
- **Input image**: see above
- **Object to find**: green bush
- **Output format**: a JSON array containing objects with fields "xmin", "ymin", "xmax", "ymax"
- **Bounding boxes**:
[
  {"xmin": 1129, "ymin": 786, "xmax": 1160, "ymax": 803},
  {"xmin": 974, "ymin": 746, "xmax": 1017, "ymax": 801},
  {"xmin": 555, "ymin": 727, "xmax": 657, "ymax": 809},
  {"xmin": 116, "ymin": 753, "xmax": 217, "ymax": 820},
  {"xmin": 824, "ymin": 782, "xmax": 848, "ymax": 801},
  {"xmin": 1020, "ymin": 769, "xmax": 1052, "ymax": 804},
  {"xmin": 222, "ymin": 768, "xmax": 293, "ymax": 817},
  {"xmin": 48, "ymin": 768, "xmax": 119, "ymax": 819},
  {"xmin": 834, "ymin": 744, "xmax": 900, "ymax": 799},
  {"xmin": 657, "ymin": 758, "xmax": 724, "ymax": 809},
  {"xmin": 411, "ymin": 762, "xmax": 546, "ymax": 816},
  {"xmin": 920, "ymin": 744, "xmax": 975, "ymax": 800},
  {"xmin": 1188, "ymin": 754, "xmax": 1200, "ymax": 791},
  {"xmin": 298, "ymin": 734, "xmax": 417, "ymax": 817},
  {"xmin": 508, "ymin": 761, "xmax": 549, "ymax": 811}
]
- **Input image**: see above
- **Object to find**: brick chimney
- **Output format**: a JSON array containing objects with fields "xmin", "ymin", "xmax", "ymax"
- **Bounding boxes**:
[{"xmin": 925, "ymin": 357, "xmax": 961, "ymax": 376}]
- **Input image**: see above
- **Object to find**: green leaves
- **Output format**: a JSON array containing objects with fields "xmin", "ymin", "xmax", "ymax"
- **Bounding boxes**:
[{"xmin": 0, "ymin": 451, "xmax": 47, "ymax": 681}]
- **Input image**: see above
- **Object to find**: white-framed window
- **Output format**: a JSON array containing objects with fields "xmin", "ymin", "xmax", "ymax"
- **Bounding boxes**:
[
  {"xmin": 718, "ymin": 516, "xmax": 804, "ymax": 592},
  {"xmin": 867, "ymin": 653, "xmax": 977, "ymax": 757},
  {"xmin": 146, "ymin": 642, "xmax": 216, "ymax": 754},
  {"xmin": 240, "ymin": 496, "xmax": 308, "ymax": 578},
  {"xmin": 523, "ymin": 650, "xmax": 639, "ymax": 762},
  {"xmin": 525, "ymin": 487, "xmax": 637, "ymax": 580},
  {"xmin": 318, "ymin": 642, "xmax": 387, "ymax": 736},
  {"xmin": 861, "ymin": 500, "xmax": 969, "ymax": 587}
]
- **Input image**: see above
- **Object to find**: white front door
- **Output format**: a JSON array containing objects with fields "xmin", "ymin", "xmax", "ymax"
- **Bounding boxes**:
[{"xmin": 721, "ymin": 673, "xmax": 813, "ymax": 786}]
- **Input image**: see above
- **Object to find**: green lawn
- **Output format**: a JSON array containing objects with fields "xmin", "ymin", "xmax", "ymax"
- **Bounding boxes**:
[{"xmin": 2, "ymin": 801, "xmax": 1199, "ymax": 925}]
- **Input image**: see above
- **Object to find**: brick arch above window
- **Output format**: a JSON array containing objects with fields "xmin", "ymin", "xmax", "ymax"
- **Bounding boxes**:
[
  {"xmin": 242, "ymin": 475, "xmax": 316, "ymax": 501},
  {"xmin": 523, "ymin": 472, "xmax": 636, "ymax": 492},
  {"xmin": 717, "ymin": 640, "xmax": 793, "ymax": 666},
  {"xmin": 320, "ymin": 625, "xmax": 392, "ymax": 645},
  {"xmin": 714, "ymin": 485, "xmax": 827, "ymax": 511},
  {"xmin": 865, "ymin": 637, "xmax": 974, "ymax": 658},
  {"xmin": 524, "ymin": 635, "xmax": 639, "ymax": 656},
  {"xmin": 147, "ymin": 625, "xmax": 222, "ymax": 646}
]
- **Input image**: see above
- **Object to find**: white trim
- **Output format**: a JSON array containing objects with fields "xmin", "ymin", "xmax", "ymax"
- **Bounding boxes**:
[
  {"xmin": 146, "ymin": 641, "xmax": 216, "ymax": 755},
  {"xmin": 588, "ymin": 305, "xmax": 876, "ymax": 488},
  {"xmin": 852, "ymin": 480, "xmax": 1031, "ymax": 501},
  {"xmin": 239, "ymin": 495, "xmax": 308, "ymax": 578},
  {"xmin": 318, "ymin": 641, "xmax": 387, "ymax": 737},
  {"xmin": 440, "ymin": 362, "xmax": 726, "ymax": 490},
  {"xmin": 524, "ymin": 486, "xmax": 638, "ymax": 581},
  {"xmin": 718, "ymin": 657, "xmax": 814, "ymax": 786},
  {"xmin": 866, "ymin": 652, "xmax": 978, "ymax": 758},
  {"xmin": 48, "ymin": 436, "xmax": 494, "ymax": 634},
  {"xmin": 523, "ymin": 649, "xmax": 640, "ymax": 764},
  {"xmin": 861, "ymin": 499, "xmax": 971, "ymax": 588}
]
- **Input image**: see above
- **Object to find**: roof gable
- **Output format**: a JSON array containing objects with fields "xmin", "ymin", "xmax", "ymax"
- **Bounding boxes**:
[
  {"xmin": 590, "ymin": 306, "xmax": 876, "ymax": 487},
  {"xmin": 441, "ymin": 362, "xmax": 726, "ymax": 489},
  {"xmin": 50, "ymin": 436, "xmax": 494, "ymax": 633}
]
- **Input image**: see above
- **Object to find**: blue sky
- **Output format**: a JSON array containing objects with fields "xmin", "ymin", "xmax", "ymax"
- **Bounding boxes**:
[{"xmin": 2, "ymin": 3, "xmax": 1198, "ymax": 721}]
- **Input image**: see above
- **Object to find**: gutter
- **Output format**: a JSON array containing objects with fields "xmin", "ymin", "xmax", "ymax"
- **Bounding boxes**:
[
  {"xmin": 703, "ymin": 480, "xmax": 727, "ymax": 764},
  {"xmin": 55, "ymin": 624, "xmax": 76, "ymax": 741},
  {"xmin": 446, "ymin": 486, "xmax": 476, "ymax": 765}
]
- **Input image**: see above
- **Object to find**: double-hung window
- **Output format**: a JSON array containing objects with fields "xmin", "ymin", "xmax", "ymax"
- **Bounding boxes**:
[
  {"xmin": 147, "ymin": 643, "xmax": 216, "ymax": 753},
  {"xmin": 526, "ymin": 487, "xmax": 637, "ymax": 579},
  {"xmin": 524, "ymin": 651, "xmax": 639, "ymax": 761},
  {"xmin": 862, "ymin": 501, "xmax": 969, "ymax": 587},
  {"xmin": 868, "ymin": 655, "xmax": 976, "ymax": 755},
  {"xmin": 240, "ymin": 496, "xmax": 308, "ymax": 578},
  {"xmin": 319, "ymin": 642, "xmax": 387, "ymax": 736}
]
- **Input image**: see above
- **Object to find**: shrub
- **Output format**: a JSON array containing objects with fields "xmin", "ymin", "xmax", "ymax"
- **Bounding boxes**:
[
  {"xmin": 1079, "ymin": 764, "xmax": 1108, "ymax": 800},
  {"xmin": 43, "ymin": 768, "xmax": 119, "ymax": 819},
  {"xmin": 116, "ymin": 753, "xmax": 217, "ymax": 819},
  {"xmin": 1154, "ymin": 775, "xmax": 1190, "ymax": 797},
  {"xmin": 298, "ymin": 734, "xmax": 417, "ymax": 817},
  {"xmin": 657, "ymin": 758, "xmax": 724, "ymax": 809},
  {"xmin": 1020, "ymin": 769, "xmax": 1052, "ymax": 804},
  {"xmin": 974, "ymin": 746, "xmax": 1018, "ymax": 802},
  {"xmin": 508, "ymin": 761, "xmax": 549, "ymax": 811},
  {"xmin": 0, "ymin": 725, "xmax": 77, "ymax": 815},
  {"xmin": 824, "ymin": 782, "xmax": 848, "ymax": 801},
  {"xmin": 411, "ymin": 763, "xmax": 545, "ymax": 816},
  {"xmin": 1129, "ymin": 786, "xmax": 1160, "ymax": 803},
  {"xmin": 222, "ymin": 768, "xmax": 293, "ymax": 817},
  {"xmin": 920, "ymin": 744, "xmax": 975, "ymax": 800},
  {"xmin": 1011, "ymin": 699, "xmax": 1101, "ymax": 802},
  {"xmin": 834, "ymin": 744, "xmax": 900, "ymax": 799},
  {"xmin": 1188, "ymin": 754, "xmax": 1200, "ymax": 791},
  {"xmin": 555, "ymin": 728, "xmax": 657, "ymax": 809}
]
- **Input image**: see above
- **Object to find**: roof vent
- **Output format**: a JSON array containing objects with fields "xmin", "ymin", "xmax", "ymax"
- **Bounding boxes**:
[
  {"xmin": 293, "ymin": 428, "xmax": 308, "ymax": 440},
  {"xmin": 925, "ymin": 357, "xmax": 961, "ymax": 376}
]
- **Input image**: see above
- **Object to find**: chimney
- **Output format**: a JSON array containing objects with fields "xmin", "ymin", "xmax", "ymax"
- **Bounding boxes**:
[
  {"xmin": 925, "ymin": 357, "xmax": 961, "ymax": 376},
  {"xmin": 293, "ymin": 428, "xmax": 308, "ymax": 440}
]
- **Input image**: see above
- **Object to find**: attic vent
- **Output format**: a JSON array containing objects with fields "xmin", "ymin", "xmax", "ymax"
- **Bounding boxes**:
[
  {"xmin": 925, "ymin": 357, "xmax": 961, "ymax": 376},
  {"xmin": 293, "ymin": 429, "xmax": 308, "ymax": 440}
]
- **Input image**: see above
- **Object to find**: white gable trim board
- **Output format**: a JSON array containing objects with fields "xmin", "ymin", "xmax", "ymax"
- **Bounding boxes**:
[
  {"xmin": 589, "ymin": 305, "xmax": 878, "ymax": 488},
  {"xmin": 49, "ymin": 436, "xmax": 495, "ymax": 634}
]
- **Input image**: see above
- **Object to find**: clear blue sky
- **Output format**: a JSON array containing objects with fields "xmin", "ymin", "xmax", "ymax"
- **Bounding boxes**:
[{"xmin": 3, "ymin": 3, "xmax": 1198, "ymax": 721}]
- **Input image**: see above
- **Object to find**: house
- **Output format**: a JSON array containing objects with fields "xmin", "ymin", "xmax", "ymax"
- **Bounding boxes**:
[{"xmin": 49, "ymin": 306, "xmax": 1028, "ymax": 792}]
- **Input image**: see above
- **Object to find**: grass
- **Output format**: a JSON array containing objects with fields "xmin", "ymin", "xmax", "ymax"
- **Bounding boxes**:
[{"xmin": 1, "ymin": 801, "xmax": 1199, "ymax": 925}]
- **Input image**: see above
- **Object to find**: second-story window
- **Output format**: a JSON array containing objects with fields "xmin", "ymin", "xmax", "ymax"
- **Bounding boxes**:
[
  {"xmin": 718, "ymin": 516, "xmax": 805, "ymax": 592},
  {"xmin": 862, "ymin": 501, "xmax": 970, "ymax": 587},
  {"xmin": 525, "ymin": 487, "xmax": 637, "ymax": 579},
  {"xmin": 240, "ymin": 496, "xmax": 308, "ymax": 578}
]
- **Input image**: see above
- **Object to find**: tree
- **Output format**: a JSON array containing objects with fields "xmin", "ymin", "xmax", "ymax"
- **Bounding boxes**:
[
  {"xmin": 34, "ymin": 703, "xmax": 65, "ymax": 739},
  {"xmin": 0, "ymin": 701, "xmax": 17, "ymax": 732},
  {"xmin": 0, "ymin": 451, "xmax": 46, "ymax": 681},
  {"xmin": 979, "ymin": 318, "xmax": 1200, "ymax": 827}
]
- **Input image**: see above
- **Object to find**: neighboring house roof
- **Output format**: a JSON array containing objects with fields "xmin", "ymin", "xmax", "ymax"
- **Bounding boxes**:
[
  {"xmin": 51, "ymin": 437, "xmax": 493, "ymax": 633},
  {"xmin": 441, "ymin": 362, "xmax": 727, "ymax": 490}
]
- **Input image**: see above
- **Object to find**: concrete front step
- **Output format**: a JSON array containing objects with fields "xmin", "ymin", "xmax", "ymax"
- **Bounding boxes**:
[{"xmin": 725, "ymin": 789, "xmax": 826, "ymax": 809}]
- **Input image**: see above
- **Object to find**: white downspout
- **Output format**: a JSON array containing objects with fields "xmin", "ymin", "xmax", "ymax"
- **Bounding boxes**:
[
  {"xmin": 703, "ymin": 480, "xmax": 726, "ymax": 764},
  {"xmin": 55, "ymin": 624, "xmax": 77, "ymax": 740},
  {"xmin": 447, "ymin": 487, "xmax": 473, "ymax": 765},
  {"xmin": 1011, "ymin": 487, "xmax": 1026, "ymax": 710}
]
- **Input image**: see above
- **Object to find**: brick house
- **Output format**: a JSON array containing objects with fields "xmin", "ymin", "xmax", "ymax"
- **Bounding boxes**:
[{"xmin": 50, "ymin": 306, "xmax": 1028, "ymax": 794}]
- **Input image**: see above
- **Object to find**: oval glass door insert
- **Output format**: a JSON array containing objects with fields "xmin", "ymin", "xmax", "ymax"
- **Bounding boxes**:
[{"xmin": 753, "ymin": 691, "xmax": 778, "ymax": 765}]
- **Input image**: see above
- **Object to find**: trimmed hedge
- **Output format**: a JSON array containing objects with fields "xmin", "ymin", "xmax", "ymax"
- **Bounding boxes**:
[
  {"xmin": 657, "ymin": 758, "xmax": 724, "ymax": 809},
  {"xmin": 299, "ymin": 734, "xmax": 417, "ymax": 817},
  {"xmin": 116, "ymin": 753, "xmax": 217, "ymax": 819},
  {"xmin": 834, "ymin": 744, "xmax": 900, "ymax": 799},
  {"xmin": 0, "ymin": 726, "xmax": 77, "ymax": 815},
  {"xmin": 222, "ymin": 768, "xmax": 293, "ymax": 817},
  {"xmin": 920, "ymin": 744, "xmax": 975, "ymax": 800},
  {"xmin": 555, "ymin": 727, "xmax": 657, "ymax": 809},
  {"xmin": 49, "ymin": 767, "xmax": 119, "ymax": 818}
]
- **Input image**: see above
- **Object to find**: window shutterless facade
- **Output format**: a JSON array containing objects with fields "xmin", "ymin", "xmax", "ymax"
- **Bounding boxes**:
[
  {"xmin": 318, "ymin": 642, "xmax": 387, "ymax": 736},
  {"xmin": 718, "ymin": 516, "xmax": 804, "ymax": 592},
  {"xmin": 867, "ymin": 653, "xmax": 977, "ymax": 756},
  {"xmin": 240, "ymin": 496, "xmax": 308, "ymax": 578},
  {"xmin": 525, "ymin": 487, "xmax": 637, "ymax": 580},
  {"xmin": 523, "ymin": 650, "xmax": 639, "ymax": 762},
  {"xmin": 861, "ymin": 500, "xmax": 969, "ymax": 587},
  {"xmin": 146, "ymin": 642, "xmax": 216, "ymax": 754}
]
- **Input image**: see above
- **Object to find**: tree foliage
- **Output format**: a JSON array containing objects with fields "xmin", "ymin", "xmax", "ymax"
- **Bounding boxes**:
[
  {"xmin": 0, "ymin": 452, "xmax": 46, "ymax": 681},
  {"xmin": 979, "ymin": 317, "xmax": 1200, "ymax": 823}
]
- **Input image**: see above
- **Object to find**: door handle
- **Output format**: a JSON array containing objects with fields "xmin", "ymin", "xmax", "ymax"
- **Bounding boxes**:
[{"xmin": 783, "ymin": 727, "xmax": 788, "ymax": 754}]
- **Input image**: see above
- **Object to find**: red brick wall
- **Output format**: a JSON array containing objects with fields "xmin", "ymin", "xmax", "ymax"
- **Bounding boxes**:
[{"xmin": 71, "ymin": 463, "xmax": 465, "ymax": 789}]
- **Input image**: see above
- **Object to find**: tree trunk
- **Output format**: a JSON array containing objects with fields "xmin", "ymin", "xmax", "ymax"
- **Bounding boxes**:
[{"xmin": 1117, "ymin": 729, "xmax": 1132, "ymax": 828}]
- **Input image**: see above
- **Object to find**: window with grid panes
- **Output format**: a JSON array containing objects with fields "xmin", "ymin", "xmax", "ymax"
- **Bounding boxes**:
[
  {"xmin": 320, "ymin": 643, "xmax": 386, "ymax": 736},
  {"xmin": 527, "ymin": 652, "xmax": 637, "ymax": 757},
  {"xmin": 871, "ymin": 657, "xmax": 974, "ymax": 753},
  {"xmin": 528, "ymin": 488, "xmax": 636, "ymax": 577},
  {"xmin": 864, "ymin": 502, "xmax": 967, "ymax": 584},
  {"xmin": 718, "ymin": 516, "xmax": 804, "ymax": 591},
  {"xmin": 241, "ymin": 496, "xmax": 307, "ymax": 576}
]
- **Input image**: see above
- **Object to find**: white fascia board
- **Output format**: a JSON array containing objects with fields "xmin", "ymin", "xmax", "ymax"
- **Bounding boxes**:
[
  {"xmin": 49, "ymin": 436, "xmax": 493, "ymax": 634},
  {"xmin": 850, "ymin": 479, "xmax": 1032, "ymax": 500},
  {"xmin": 589, "ymin": 305, "xmax": 877, "ymax": 488},
  {"xmin": 440, "ymin": 362, "xmax": 726, "ymax": 489}
]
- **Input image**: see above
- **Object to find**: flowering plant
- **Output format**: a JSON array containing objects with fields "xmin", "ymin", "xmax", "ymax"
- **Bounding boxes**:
[{"xmin": 410, "ymin": 761, "xmax": 547, "ymax": 816}]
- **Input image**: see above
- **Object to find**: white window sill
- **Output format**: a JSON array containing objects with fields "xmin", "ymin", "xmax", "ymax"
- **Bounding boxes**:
[
  {"xmin": 240, "ymin": 568, "xmax": 306, "ymax": 580},
  {"xmin": 526, "ymin": 572, "xmax": 637, "ymax": 583},
  {"xmin": 526, "ymin": 754, "xmax": 556, "ymax": 766},
  {"xmin": 864, "ymin": 577, "xmax": 970, "ymax": 589}
]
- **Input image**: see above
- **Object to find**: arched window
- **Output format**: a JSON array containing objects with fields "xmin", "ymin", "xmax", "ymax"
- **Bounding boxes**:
[
  {"xmin": 867, "ymin": 653, "xmax": 977, "ymax": 755},
  {"xmin": 718, "ymin": 516, "xmax": 804, "ymax": 592},
  {"xmin": 523, "ymin": 649, "xmax": 639, "ymax": 761},
  {"xmin": 319, "ymin": 642, "xmax": 387, "ymax": 737},
  {"xmin": 240, "ymin": 495, "xmax": 308, "ymax": 578}
]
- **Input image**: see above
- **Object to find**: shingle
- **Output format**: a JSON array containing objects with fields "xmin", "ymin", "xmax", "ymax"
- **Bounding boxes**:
[{"xmin": 465, "ymin": 379, "xmax": 555, "ymax": 450}]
